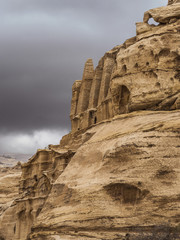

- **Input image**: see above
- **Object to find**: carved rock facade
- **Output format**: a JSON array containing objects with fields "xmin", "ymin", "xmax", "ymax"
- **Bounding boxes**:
[
  {"xmin": 0, "ymin": 2, "xmax": 180, "ymax": 240},
  {"xmin": 70, "ymin": 2, "xmax": 180, "ymax": 133}
]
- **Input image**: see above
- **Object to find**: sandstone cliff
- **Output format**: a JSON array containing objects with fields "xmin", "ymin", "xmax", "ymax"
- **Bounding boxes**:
[
  {"xmin": 0, "ymin": 164, "xmax": 22, "ymax": 240},
  {"xmin": 69, "ymin": 12, "xmax": 180, "ymax": 134},
  {"xmin": 0, "ymin": 1, "xmax": 179, "ymax": 240}
]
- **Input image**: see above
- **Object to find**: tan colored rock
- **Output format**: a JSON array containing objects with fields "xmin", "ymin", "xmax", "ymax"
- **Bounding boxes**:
[
  {"xmin": 0, "ymin": 165, "xmax": 21, "ymax": 240},
  {"xmin": 0, "ymin": 2, "xmax": 180, "ymax": 240},
  {"xmin": 136, "ymin": 22, "xmax": 155, "ymax": 35},
  {"xmin": 76, "ymin": 59, "xmax": 94, "ymax": 114},
  {"xmin": 88, "ymin": 58, "xmax": 104, "ymax": 109},
  {"xmin": 14, "ymin": 148, "xmax": 75, "ymax": 240},
  {"xmin": 111, "ymin": 19, "xmax": 180, "ymax": 115},
  {"xmin": 70, "ymin": 80, "xmax": 81, "ymax": 118},
  {"xmin": 69, "ymin": 4, "xmax": 180, "ymax": 133},
  {"xmin": 71, "ymin": 59, "xmax": 94, "ymax": 132},
  {"xmin": 98, "ymin": 55, "xmax": 115, "ymax": 105},
  {"xmin": 28, "ymin": 110, "xmax": 180, "ymax": 240},
  {"xmin": 143, "ymin": 3, "xmax": 180, "ymax": 24},
  {"xmin": 70, "ymin": 80, "xmax": 82, "ymax": 131}
]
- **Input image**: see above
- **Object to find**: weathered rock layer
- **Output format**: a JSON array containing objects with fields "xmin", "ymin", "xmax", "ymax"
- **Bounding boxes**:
[
  {"xmin": 0, "ymin": 165, "xmax": 22, "ymax": 240},
  {"xmin": 29, "ymin": 110, "xmax": 180, "ymax": 240}
]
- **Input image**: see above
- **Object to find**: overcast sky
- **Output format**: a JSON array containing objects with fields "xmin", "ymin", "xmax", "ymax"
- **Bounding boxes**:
[{"xmin": 0, "ymin": 0, "xmax": 166, "ymax": 154}]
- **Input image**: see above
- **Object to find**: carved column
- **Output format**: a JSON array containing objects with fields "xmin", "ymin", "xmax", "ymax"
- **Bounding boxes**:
[
  {"xmin": 76, "ymin": 59, "xmax": 94, "ymax": 113},
  {"xmin": 98, "ymin": 56, "xmax": 115, "ymax": 105},
  {"xmin": 88, "ymin": 58, "xmax": 103, "ymax": 109},
  {"xmin": 70, "ymin": 80, "xmax": 82, "ymax": 118}
]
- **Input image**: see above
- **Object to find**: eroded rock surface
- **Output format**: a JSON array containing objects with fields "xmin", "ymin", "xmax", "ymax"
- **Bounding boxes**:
[
  {"xmin": 0, "ymin": 2, "xmax": 179, "ymax": 240},
  {"xmin": 0, "ymin": 164, "xmax": 22, "ymax": 240},
  {"xmin": 70, "ymin": 2, "xmax": 180, "ymax": 133},
  {"xmin": 29, "ymin": 110, "xmax": 180, "ymax": 240}
]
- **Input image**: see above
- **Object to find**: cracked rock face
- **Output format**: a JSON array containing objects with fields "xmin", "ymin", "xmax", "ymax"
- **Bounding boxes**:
[{"xmin": 0, "ymin": 2, "xmax": 180, "ymax": 240}]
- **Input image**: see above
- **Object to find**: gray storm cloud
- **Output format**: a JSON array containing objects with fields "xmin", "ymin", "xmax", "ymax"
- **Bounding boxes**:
[{"xmin": 0, "ymin": 0, "xmax": 166, "ymax": 153}]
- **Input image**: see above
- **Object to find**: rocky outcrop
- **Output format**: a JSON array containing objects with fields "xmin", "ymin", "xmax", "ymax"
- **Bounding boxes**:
[
  {"xmin": 168, "ymin": 0, "xmax": 180, "ymax": 5},
  {"xmin": 0, "ymin": 164, "xmax": 22, "ymax": 240},
  {"xmin": 70, "ymin": 2, "xmax": 180, "ymax": 133},
  {"xmin": 144, "ymin": 3, "xmax": 180, "ymax": 24},
  {"xmin": 0, "ymin": 2, "xmax": 180, "ymax": 240},
  {"xmin": 15, "ymin": 148, "xmax": 75, "ymax": 240},
  {"xmin": 28, "ymin": 110, "xmax": 180, "ymax": 240}
]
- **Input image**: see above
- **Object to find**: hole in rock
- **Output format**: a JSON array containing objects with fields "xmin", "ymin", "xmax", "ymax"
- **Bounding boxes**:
[
  {"xmin": 134, "ymin": 63, "xmax": 139, "ymax": 68},
  {"xmin": 122, "ymin": 65, "xmax": 127, "ymax": 73},
  {"xmin": 34, "ymin": 175, "xmax": 38, "ymax": 182},
  {"xmin": 159, "ymin": 48, "xmax": 170, "ymax": 57},
  {"xmin": 148, "ymin": 18, "xmax": 159, "ymax": 26},
  {"xmin": 138, "ymin": 45, "xmax": 144, "ymax": 49},
  {"xmin": 149, "ymin": 70, "xmax": 158, "ymax": 79},
  {"xmin": 104, "ymin": 183, "xmax": 148, "ymax": 204},
  {"xmin": 156, "ymin": 82, "xmax": 161, "ymax": 87},
  {"xmin": 94, "ymin": 116, "xmax": 97, "ymax": 124},
  {"xmin": 88, "ymin": 111, "xmax": 97, "ymax": 126},
  {"xmin": 174, "ymin": 72, "xmax": 180, "ymax": 80}
]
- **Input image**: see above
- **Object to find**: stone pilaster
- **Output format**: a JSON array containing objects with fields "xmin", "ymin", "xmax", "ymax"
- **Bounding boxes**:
[
  {"xmin": 88, "ymin": 58, "xmax": 103, "ymax": 109},
  {"xmin": 98, "ymin": 56, "xmax": 115, "ymax": 105},
  {"xmin": 76, "ymin": 59, "xmax": 94, "ymax": 113},
  {"xmin": 70, "ymin": 80, "xmax": 82, "ymax": 118}
]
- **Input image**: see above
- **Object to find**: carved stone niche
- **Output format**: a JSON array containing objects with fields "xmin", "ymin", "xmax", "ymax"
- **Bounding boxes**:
[{"xmin": 111, "ymin": 84, "xmax": 130, "ymax": 115}]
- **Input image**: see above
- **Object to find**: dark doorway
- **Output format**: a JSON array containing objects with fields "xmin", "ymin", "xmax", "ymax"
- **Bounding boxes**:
[{"xmin": 94, "ymin": 116, "xmax": 97, "ymax": 124}]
